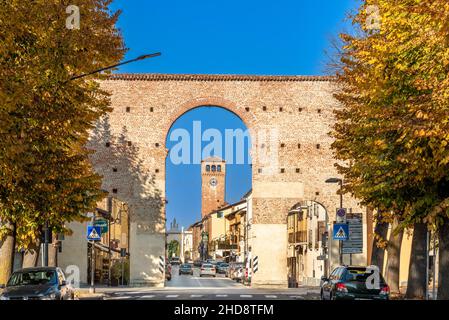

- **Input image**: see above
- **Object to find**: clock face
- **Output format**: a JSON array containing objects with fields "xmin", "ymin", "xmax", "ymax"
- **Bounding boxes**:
[{"xmin": 209, "ymin": 177, "xmax": 218, "ymax": 187}]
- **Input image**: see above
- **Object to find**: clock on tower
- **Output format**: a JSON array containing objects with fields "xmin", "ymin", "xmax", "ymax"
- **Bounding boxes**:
[{"xmin": 201, "ymin": 157, "xmax": 226, "ymax": 218}]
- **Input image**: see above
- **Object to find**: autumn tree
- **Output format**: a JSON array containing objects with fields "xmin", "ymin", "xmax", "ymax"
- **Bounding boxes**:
[
  {"xmin": 0, "ymin": 0, "xmax": 125, "ymax": 282},
  {"xmin": 332, "ymin": 0, "xmax": 449, "ymax": 299}
]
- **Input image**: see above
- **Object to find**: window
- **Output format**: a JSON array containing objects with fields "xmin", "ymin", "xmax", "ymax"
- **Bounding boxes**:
[
  {"xmin": 217, "ymin": 211, "xmax": 223, "ymax": 218},
  {"xmin": 211, "ymin": 165, "xmax": 216, "ymax": 172},
  {"xmin": 217, "ymin": 165, "xmax": 221, "ymax": 172},
  {"xmin": 206, "ymin": 165, "xmax": 211, "ymax": 172}
]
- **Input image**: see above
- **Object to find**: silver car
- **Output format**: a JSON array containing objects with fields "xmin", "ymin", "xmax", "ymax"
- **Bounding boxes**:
[{"xmin": 199, "ymin": 263, "xmax": 216, "ymax": 277}]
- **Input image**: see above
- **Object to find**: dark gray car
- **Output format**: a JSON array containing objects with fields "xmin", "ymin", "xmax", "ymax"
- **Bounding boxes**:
[{"xmin": 0, "ymin": 267, "xmax": 74, "ymax": 300}]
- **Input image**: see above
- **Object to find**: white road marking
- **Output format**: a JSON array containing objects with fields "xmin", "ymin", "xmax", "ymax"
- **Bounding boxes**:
[
  {"xmin": 139, "ymin": 295, "xmax": 155, "ymax": 299},
  {"xmin": 166, "ymin": 295, "xmax": 179, "ymax": 298},
  {"xmin": 105, "ymin": 296, "xmax": 131, "ymax": 300},
  {"xmin": 290, "ymin": 295, "xmax": 305, "ymax": 299},
  {"xmin": 216, "ymin": 294, "xmax": 228, "ymax": 297},
  {"xmin": 240, "ymin": 295, "xmax": 253, "ymax": 298},
  {"xmin": 265, "ymin": 295, "xmax": 278, "ymax": 298},
  {"xmin": 190, "ymin": 295, "xmax": 203, "ymax": 298}
]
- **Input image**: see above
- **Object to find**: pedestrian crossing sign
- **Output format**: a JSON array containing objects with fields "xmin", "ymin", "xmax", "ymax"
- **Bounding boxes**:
[
  {"xmin": 333, "ymin": 223, "xmax": 349, "ymax": 241},
  {"xmin": 87, "ymin": 225, "xmax": 102, "ymax": 241}
]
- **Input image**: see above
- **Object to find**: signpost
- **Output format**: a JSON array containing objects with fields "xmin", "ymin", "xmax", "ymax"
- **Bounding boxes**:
[
  {"xmin": 342, "ymin": 213, "xmax": 363, "ymax": 255},
  {"xmin": 87, "ymin": 223, "xmax": 102, "ymax": 293}
]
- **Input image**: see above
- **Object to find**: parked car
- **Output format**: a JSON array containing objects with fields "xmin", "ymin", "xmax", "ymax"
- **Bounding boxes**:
[
  {"xmin": 217, "ymin": 262, "xmax": 229, "ymax": 274},
  {"xmin": 234, "ymin": 267, "xmax": 244, "ymax": 282},
  {"xmin": 170, "ymin": 257, "xmax": 181, "ymax": 265},
  {"xmin": 165, "ymin": 264, "xmax": 172, "ymax": 281},
  {"xmin": 227, "ymin": 262, "xmax": 243, "ymax": 279},
  {"xmin": 179, "ymin": 264, "xmax": 194, "ymax": 276},
  {"xmin": 199, "ymin": 263, "xmax": 216, "ymax": 277},
  {"xmin": 193, "ymin": 260, "xmax": 202, "ymax": 267},
  {"xmin": 0, "ymin": 267, "xmax": 74, "ymax": 300},
  {"xmin": 320, "ymin": 266, "xmax": 390, "ymax": 300}
]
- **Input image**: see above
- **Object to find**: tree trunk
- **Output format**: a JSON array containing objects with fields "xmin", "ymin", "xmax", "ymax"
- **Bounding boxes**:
[
  {"xmin": 386, "ymin": 218, "xmax": 404, "ymax": 295},
  {"xmin": 22, "ymin": 241, "xmax": 41, "ymax": 268},
  {"xmin": 0, "ymin": 222, "xmax": 15, "ymax": 285},
  {"xmin": 437, "ymin": 218, "xmax": 449, "ymax": 300},
  {"xmin": 405, "ymin": 222, "xmax": 428, "ymax": 299},
  {"xmin": 48, "ymin": 234, "xmax": 58, "ymax": 267},
  {"xmin": 371, "ymin": 217, "xmax": 389, "ymax": 274}
]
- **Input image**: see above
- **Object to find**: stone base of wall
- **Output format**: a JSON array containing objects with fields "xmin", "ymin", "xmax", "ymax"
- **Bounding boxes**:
[{"xmin": 251, "ymin": 280, "xmax": 288, "ymax": 289}]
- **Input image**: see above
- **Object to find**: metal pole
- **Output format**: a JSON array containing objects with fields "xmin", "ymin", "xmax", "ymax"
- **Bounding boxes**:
[
  {"xmin": 339, "ymin": 180, "xmax": 343, "ymax": 266},
  {"xmin": 89, "ymin": 214, "xmax": 96, "ymax": 294},
  {"xmin": 90, "ymin": 241, "xmax": 96, "ymax": 293},
  {"xmin": 43, "ymin": 221, "xmax": 49, "ymax": 267},
  {"xmin": 121, "ymin": 258, "xmax": 124, "ymax": 286},
  {"xmin": 433, "ymin": 231, "xmax": 437, "ymax": 300},
  {"xmin": 426, "ymin": 229, "xmax": 430, "ymax": 300}
]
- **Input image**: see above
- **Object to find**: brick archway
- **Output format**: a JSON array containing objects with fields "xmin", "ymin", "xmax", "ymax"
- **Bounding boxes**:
[
  {"xmin": 162, "ymin": 96, "xmax": 256, "ymax": 143},
  {"xmin": 90, "ymin": 74, "xmax": 365, "ymax": 288}
]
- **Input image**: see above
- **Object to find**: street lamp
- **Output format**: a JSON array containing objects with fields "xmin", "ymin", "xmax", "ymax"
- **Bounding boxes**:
[
  {"xmin": 70, "ymin": 52, "xmax": 162, "ymax": 80},
  {"xmin": 325, "ymin": 177, "xmax": 344, "ymax": 266}
]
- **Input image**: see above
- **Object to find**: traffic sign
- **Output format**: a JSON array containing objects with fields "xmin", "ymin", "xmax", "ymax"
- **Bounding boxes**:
[
  {"xmin": 336, "ymin": 208, "xmax": 347, "ymax": 223},
  {"xmin": 87, "ymin": 225, "xmax": 101, "ymax": 241},
  {"xmin": 333, "ymin": 223, "xmax": 349, "ymax": 240},
  {"xmin": 342, "ymin": 213, "xmax": 363, "ymax": 254},
  {"xmin": 95, "ymin": 218, "xmax": 108, "ymax": 234}
]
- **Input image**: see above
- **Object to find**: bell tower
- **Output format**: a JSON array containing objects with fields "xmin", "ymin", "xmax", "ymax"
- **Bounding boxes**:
[{"xmin": 201, "ymin": 157, "xmax": 226, "ymax": 217}]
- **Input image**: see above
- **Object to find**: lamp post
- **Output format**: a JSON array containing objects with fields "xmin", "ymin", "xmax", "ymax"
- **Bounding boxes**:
[{"xmin": 325, "ymin": 178, "xmax": 344, "ymax": 266}]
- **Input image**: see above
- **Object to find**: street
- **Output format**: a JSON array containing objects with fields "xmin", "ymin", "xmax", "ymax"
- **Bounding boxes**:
[{"xmin": 97, "ymin": 266, "xmax": 320, "ymax": 300}]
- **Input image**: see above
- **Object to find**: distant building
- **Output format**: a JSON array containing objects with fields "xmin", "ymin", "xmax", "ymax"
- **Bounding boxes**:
[
  {"xmin": 166, "ymin": 218, "xmax": 192, "ymax": 261},
  {"xmin": 201, "ymin": 157, "xmax": 226, "ymax": 217}
]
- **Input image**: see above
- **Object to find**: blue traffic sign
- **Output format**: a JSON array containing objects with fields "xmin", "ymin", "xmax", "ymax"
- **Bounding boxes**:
[
  {"xmin": 87, "ymin": 225, "xmax": 102, "ymax": 241},
  {"xmin": 333, "ymin": 223, "xmax": 349, "ymax": 241}
]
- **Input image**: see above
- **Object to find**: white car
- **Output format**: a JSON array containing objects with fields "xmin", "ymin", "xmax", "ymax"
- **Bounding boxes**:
[{"xmin": 199, "ymin": 263, "xmax": 216, "ymax": 277}]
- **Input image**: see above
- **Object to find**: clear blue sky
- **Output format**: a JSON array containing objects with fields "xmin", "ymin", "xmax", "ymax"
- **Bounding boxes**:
[{"xmin": 109, "ymin": 0, "xmax": 359, "ymax": 228}]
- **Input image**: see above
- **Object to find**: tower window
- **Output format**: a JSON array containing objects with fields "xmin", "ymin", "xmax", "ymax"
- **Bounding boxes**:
[
  {"xmin": 217, "ymin": 165, "xmax": 221, "ymax": 172},
  {"xmin": 206, "ymin": 165, "xmax": 211, "ymax": 172},
  {"xmin": 211, "ymin": 165, "xmax": 216, "ymax": 172}
]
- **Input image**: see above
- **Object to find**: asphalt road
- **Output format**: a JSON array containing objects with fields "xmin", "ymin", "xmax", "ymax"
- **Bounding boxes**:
[
  {"xmin": 166, "ymin": 265, "xmax": 243, "ymax": 289},
  {"xmin": 100, "ymin": 265, "xmax": 320, "ymax": 300}
]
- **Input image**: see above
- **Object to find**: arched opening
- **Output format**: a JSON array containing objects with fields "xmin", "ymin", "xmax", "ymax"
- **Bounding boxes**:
[
  {"xmin": 165, "ymin": 106, "xmax": 252, "ymax": 287},
  {"xmin": 287, "ymin": 201, "xmax": 328, "ymax": 288}
]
